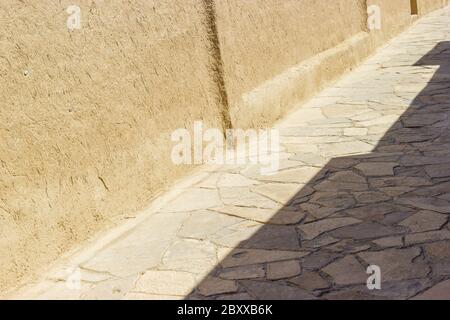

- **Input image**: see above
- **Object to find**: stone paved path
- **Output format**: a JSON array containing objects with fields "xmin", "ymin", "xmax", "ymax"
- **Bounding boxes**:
[{"xmin": 9, "ymin": 7, "xmax": 450, "ymax": 300}]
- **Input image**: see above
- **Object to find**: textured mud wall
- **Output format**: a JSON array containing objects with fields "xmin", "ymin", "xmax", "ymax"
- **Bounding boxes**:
[
  {"xmin": 417, "ymin": 0, "xmax": 449, "ymax": 15},
  {"xmin": 215, "ymin": 0, "xmax": 368, "ymax": 128},
  {"xmin": 367, "ymin": 0, "xmax": 412, "ymax": 43},
  {"xmin": 0, "ymin": 0, "xmax": 222, "ymax": 293},
  {"xmin": 366, "ymin": 0, "xmax": 449, "ymax": 56},
  {"xmin": 215, "ymin": 0, "xmax": 441, "ymax": 129}
]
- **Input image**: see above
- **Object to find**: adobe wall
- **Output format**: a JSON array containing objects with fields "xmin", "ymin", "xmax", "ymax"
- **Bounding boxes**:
[
  {"xmin": 0, "ymin": 0, "xmax": 223, "ymax": 293},
  {"xmin": 217, "ymin": 0, "xmax": 430, "ymax": 128},
  {"xmin": 367, "ymin": 0, "xmax": 413, "ymax": 41},
  {"xmin": 417, "ymin": 0, "xmax": 449, "ymax": 15},
  {"xmin": 214, "ymin": 0, "xmax": 368, "ymax": 128}
]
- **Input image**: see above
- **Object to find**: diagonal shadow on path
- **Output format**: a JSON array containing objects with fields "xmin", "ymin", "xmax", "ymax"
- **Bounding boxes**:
[{"xmin": 188, "ymin": 41, "xmax": 450, "ymax": 300}]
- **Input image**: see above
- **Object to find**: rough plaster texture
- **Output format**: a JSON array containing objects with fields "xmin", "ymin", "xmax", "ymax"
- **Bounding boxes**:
[
  {"xmin": 417, "ymin": 0, "xmax": 449, "ymax": 15},
  {"xmin": 219, "ymin": 0, "xmax": 421, "ymax": 128},
  {"xmin": 0, "ymin": 0, "xmax": 223, "ymax": 293},
  {"xmin": 218, "ymin": 0, "xmax": 449, "ymax": 129},
  {"xmin": 367, "ymin": 0, "xmax": 413, "ymax": 41},
  {"xmin": 0, "ymin": 0, "xmax": 448, "ymax": 295},
  {"xmin": 215, "ymin": 0, "xmax": 367, "ymax": 127}
]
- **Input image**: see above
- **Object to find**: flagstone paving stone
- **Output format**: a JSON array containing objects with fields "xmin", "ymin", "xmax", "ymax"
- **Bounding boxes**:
[
  {"xmin": 218, "ymin": 265, "xmax": 266, "ymax": 280},
  {"xmin": 358, "ymin": 248, "xmax": 430, "ymax": 282},
  {"xmin": 298, "ymin": 218, "xmax": 361, "ymax": 240},
  {"xmin": 322, "ymin": 255, "xmax": 368, "ymax": 286},
  {"xmin": 412, "ymin": 279, "xmax": 450, "ymax": 300},
  {"xmin": 399, "ymin": 210, "xmax": 447, "ymax": 232},
  {"xmin": 289, "ymin": 271, "xmax": 331, "ymax": 291},
  {"xmin": 266, "ymin": 260, "xmax": 302, "ymax": 280}
]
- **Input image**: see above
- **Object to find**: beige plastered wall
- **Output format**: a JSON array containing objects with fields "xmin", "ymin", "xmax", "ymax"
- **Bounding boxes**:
[
  {"xmin": 218, "ymin": 0, "xmax": 448, "ymax": 128},
  {"xmin": 417, "ymin": 0, "xmax": 449, "ymax": 15},
  {"xmin": 0, "ymin": 0, "xmax": 448, "ymax": 295},
  {"xmin": 0, "ymin": 0, "xmax": 223, "ymax": 294}
]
